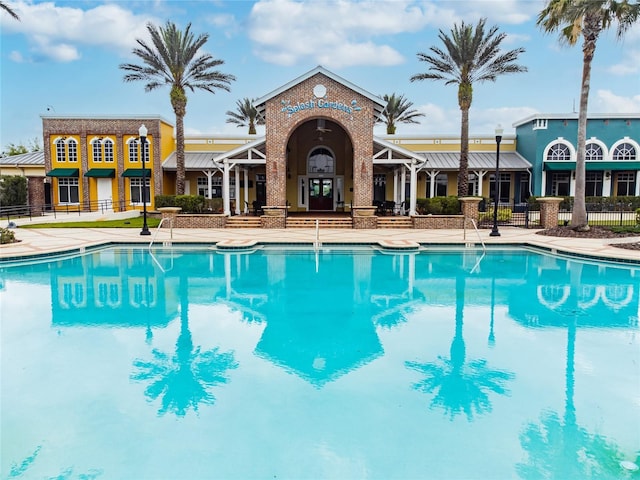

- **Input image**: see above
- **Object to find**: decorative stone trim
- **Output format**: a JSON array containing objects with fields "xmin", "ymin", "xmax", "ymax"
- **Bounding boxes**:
[
  {"xmin": 538, "ymin": 197, "xmax": 563, "ymax": 229},
  {"xmin": 353, "ymin": 216, "xmax": 377, "ymax": 229},
  {"xmin": 351, "ymin": 206, "xmax": 377, "ymax": 217},
  {"xmin": 413, "ymin": 215, "xmax": 465, "ymax": 229},
  {"xmin": 262, "ymin": 206, "xmax": 288, "ymax": 217}
]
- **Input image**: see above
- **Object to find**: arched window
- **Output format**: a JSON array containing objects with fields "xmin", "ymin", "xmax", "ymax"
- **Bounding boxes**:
[
  {"xmin": 585, "ymin": 142, "xmax": 603, "ymax": 161},
  {"xmin": 128, "ymin": 139, "xmax": 139, "ymax": 162},
  {"xmin": 55, "ymin": 138, "xmax": 66, "ymax": 162},
  {"xmin": 67, "ymin": 139, "xmax": 78, "ymax": 162},
  {"xmin": 546, "ymin": 143, "xmax": 572, "ymax": 161},
  {"xmin": 612, "ymin": 142, "xmax": 637, "ymax": 161},
  {"xmin": 92, "ymin": 139, "xmax": 102, "ymax": 162},
  {"xmin": 104, "ymin": 139, "xmax": 114, "ymax": 162},
  {"xmin": 308, "ymin": 147, "xmax": 334, "ymax": 174}
]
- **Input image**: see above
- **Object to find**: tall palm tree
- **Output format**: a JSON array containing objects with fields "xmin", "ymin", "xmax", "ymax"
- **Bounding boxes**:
[
  {"xmin": 411, "ymin": 18, "xmax": 527, "ymax": 197},
  {"xmin": 120, "ymin": 21, "xmax": 235, "ymax": 195},
  {"xmin": 226, "ymin": 97, "xmax": 264, "ymax": 134},
  {"xmin": 377, "ymin": 93, "xmax": 425, "ymax": 134},
  {"xmin": 537, "ymin": 0, "xmax": 640, "ymax": 231},
  {"xmin": 0, "ymin": 1, "xmax": 19, "ymax": 20}
]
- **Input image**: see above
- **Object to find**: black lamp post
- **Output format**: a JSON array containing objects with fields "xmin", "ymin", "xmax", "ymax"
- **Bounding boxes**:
[
  {"xmin": 490, "ymin": 124, "xmax": 503, "ymax": 237},
  {"xmin": 139, "ymin": 124, "xmax": 151, "ymax": 236}
]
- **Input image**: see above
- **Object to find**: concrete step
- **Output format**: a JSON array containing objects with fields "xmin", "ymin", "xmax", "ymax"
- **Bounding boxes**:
[
  {"xmin": 377, "ymin": 217, "xmax": 413, "ymax": 229},
  {"xmin": 286, "ymin": 218, "xmax": 353, "ymax": 229},
  {"xmin": 226, "ymin": 216, "xmax": 262, "ymax": 228}
]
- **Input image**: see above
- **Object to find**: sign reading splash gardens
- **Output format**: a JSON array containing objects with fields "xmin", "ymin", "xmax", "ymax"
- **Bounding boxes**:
[{"xmin": 281, "ymin": 98, "xmax": 362, "ymax": 118}]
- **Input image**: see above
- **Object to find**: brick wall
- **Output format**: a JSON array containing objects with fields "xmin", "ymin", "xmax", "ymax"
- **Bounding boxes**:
[
  {"xmin": 27, "ymin": 177, "xmax": 45, "ymax": 207},
  {"xmin": 171, "ymin": 214, "xmax": 227, "ymax": 228},
  {"xmin": 264, "ymin": 73, "xmax": 375, "ymax": 208},
  {"xmin": 413, "ymin": 215, "xmax": 465, "ymax": 229}
]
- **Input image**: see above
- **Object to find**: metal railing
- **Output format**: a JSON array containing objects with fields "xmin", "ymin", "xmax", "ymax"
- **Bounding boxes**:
[{"xmin": 1, "ymin": 199, "xmax": 130, "ymax": 222}]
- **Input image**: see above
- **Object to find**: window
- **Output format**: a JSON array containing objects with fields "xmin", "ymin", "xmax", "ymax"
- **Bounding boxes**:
[
  {"xmin": 616, "ymin": 172, "xmax": 636, "ymax": 196},
  {"xmin": 308, "ymin": 147, "xmax": 334, "ymax": 173},
  {"xmin": 373, "ymin": 174, "xmax": 386, "ymax": 202},
  {"xmin": 55, "ymin": 139, "xmax": 66, "ymax": 162},
  {"xmin": 533, "ymin": 119, "xmax": 547, "ymax": 130},
  {"xmin": 104, "ymin": 139, "xmax": 114, "ymax": 163},
  {"xmin": 585, "ymin": 143, "xmax": 603, "ymax": 161},
  {"xmin": 547, "ymin": 143, "xmax": 571, "ymax": 161},
  {"xmin": 130, "ymin": 178, "xmax": 150, "ymax": 204},
  {"xmin": 467, "ymin": 173, "xmax": 478, "ymax": 196},
  {"xmin": 585, "ymin": 172, "xmax": 603, "ymax": 196},
  {"xmin": 129, "ymin": 140, "xmax": 138, "ymax": 163},
  {"xmin": 550, "ymin": 173, "xmax": 570, "ymax": 196},
  {"xmin": 613, "ymin": 143, "xmax": 637, "ymax": 161},
  {"xmin": 58, "ymin": 178, "xmax": 79, "ymax": 203},
  {"xmin": 426, "ymin": 173, "xmax": 448, "ymax": 197},
  {"xmin": 67, "ymin": 139, "xmax": 78, "ymax": 162},
  {"xmin": 92, "ymin": 140, "xmax": 102, "ymax": 162},
  {"xmin": 489, "ymin": 173, "xmax": 510, "ymax": 203}
]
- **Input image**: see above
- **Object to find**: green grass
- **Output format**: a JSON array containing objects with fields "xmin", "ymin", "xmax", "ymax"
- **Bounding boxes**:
[{"xmin": 20, "ymin": 217, "xmax": 161, "ymax": 229}]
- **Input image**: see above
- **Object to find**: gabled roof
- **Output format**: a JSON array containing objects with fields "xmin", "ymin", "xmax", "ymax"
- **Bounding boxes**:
[{"xmin": 254, "ymin": 65, "xmax": 386, "ymax": 117}]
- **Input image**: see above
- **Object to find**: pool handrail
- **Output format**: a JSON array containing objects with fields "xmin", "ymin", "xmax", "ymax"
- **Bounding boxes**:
[{"xmin": 149, "ymin": 217, "xmax": 173, "ymax": 250}]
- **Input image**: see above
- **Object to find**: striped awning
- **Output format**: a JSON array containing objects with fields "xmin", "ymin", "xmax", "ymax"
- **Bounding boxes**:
[{"xmin": 46, "ymin": 168, "xmax": 79, "ymax": 177}]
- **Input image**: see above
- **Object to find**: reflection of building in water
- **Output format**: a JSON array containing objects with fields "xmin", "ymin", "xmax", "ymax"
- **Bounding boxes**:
[{"xmin": 50, "ymin": 249, "xmax": 173, "ymax": 327}]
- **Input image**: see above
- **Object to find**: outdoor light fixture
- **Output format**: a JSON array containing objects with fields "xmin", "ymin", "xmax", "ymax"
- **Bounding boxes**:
[
  {"xmin": 139, "ymin": 124, "xmax": 150, "ymax": 236},
  {"xmin": 490, "ymin": 124, "xmax": 503, "ymax": 237}
]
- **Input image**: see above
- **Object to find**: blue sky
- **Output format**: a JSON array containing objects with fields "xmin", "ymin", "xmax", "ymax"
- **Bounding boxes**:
[{"xmin": 1, "ymin": 0, "xmax": 639, "ymax": 150}]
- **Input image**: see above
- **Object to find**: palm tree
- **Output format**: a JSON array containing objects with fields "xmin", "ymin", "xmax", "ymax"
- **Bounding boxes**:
[
  {"xmin": 120, "ymin": 21, "xmax": 235, "ymax": 195},
  {"xmin": 411, "ymin": 18, "xmax": 527, "ymax": 197},
  {"xmin": 377, "ymin": 93, "xmax": 425, "ymax": 134},
  {"xmin": 537, "ymin": 0, "xmax": 640, "ymax": 231},
  {"xmin": 226, "ymin": 97, "xmax": 264, "ymax": 134},
  {"xmin": 0, "ymin": 1, "xmax": 19, "ymax": 20}
]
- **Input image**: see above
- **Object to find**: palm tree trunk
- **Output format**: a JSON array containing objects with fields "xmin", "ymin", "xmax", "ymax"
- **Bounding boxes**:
[
  {"xmin": 458, "ymin": 107, "xmax": 470, "ymax": 197},
  {"xmin": 175, "ymin": 113, "xmax": 186, "ymax": 195},
  {"xmin": 571, "ymin": 16, "xmax": 600, "ymax": 231}
]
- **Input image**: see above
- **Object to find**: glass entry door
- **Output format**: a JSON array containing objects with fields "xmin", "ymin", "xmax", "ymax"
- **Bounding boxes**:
[{"xmin": 309, "ymin": 178, "xmax": 333, "ymax": 211}]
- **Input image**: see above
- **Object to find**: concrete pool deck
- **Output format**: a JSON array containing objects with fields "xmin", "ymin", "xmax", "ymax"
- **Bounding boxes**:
[{"xmin": 1, "ymin": 218, "xmax": 639, "ymax": 262}]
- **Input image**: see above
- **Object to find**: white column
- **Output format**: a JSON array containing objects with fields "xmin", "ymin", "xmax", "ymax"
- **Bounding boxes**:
[
  {"xmin": 540, "ymin": 168, "xmax": 547, "ymax": 197},
  {"xmin": 223, "ymin": 160, "xmax": 231, "ymax": 215},
  {"xmin": 400, "ymin": 166, "xmax": 407, "ymax": 204},
  {"xmin": 234, "ymin": 165, "xmax": 241, "ymax": 215},
  {"xmin": 476, "ymin": 171, "xmax": 486, "ymax": 197},
  {"xmin": 409, "ymin": 160, "xmax": 417, "ymax": 215},
  {"xmin": 243, "ymin": 168, "xmax": 249, "ymax": 213},
  {"xmin": 393, "ymin": 169, "xmax": 399, "ymax": 203},
  {"xmin": 569, "ymin": 172, "xmax": 576, "ymax": 196},
  {"xmin": 204, "ymin": 170, "xmax": 215, "ymax": 199},
  {"xmin": 635, "ymin": 171, "xmax": 640, "ymax": 196},
  {"xmin": 602, "ymin": 171, "xmax": 612, "ymax": 197}
]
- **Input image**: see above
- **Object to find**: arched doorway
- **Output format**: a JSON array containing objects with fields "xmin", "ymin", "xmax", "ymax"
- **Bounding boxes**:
[{"xmin": 286, "ymin": 118, "xmax": 352, "ymax": 212}]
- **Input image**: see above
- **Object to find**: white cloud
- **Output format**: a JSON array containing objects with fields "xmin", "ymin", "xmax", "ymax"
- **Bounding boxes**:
[
  {"xmin": 9, "ymin": 50, "xmax": 24, "ymax": 63},
  {"xmin": 3, "ymin": 1, "xmax": 157, "ymax": 62},
  {"xmin": 248, "ymin": 0, "xmax": 454, "ymax": 67},
  {"xmin": 607, "ymin": 48, "xmax": 640, "ymax": 75},
  {"xmin": 593, "ymin": 90, "xmax": 640, "ymax": 113}
]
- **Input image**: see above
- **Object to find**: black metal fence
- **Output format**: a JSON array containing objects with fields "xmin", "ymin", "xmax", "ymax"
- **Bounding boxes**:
[
  {"xmin": 561, "ymin": 201, "xmax": 639, "ymax": 228},
  {"xmin": 477, "ymin": 201, "xmax": 539, "ymax": 229}
]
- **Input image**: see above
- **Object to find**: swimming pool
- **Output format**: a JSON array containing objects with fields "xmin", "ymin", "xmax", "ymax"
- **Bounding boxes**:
[{"xmin": 1, "ymin": 246, "xmax": 639, "ymax": 479}]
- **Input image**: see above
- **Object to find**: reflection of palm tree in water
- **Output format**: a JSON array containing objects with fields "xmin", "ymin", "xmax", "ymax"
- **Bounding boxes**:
[
  {"xmin": 517, "ymin": 264, "xmax": 626, "ymax": 479},
  {"xmin": 132, "ymin": 274, "xmax": 238, "ymax": 416},
  {"xmin": 405, "ymin": 274, "xmax": 514, "ymax": 420}
]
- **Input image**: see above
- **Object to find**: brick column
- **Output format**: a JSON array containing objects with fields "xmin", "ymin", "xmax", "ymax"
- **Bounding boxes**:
[
  {"xmin": 538, "ymin": 197, "xmax": 563, "ymax": 229},
  {"xmin": 459, "ymin": 197, "xmax": 482, "ymax": 228}
]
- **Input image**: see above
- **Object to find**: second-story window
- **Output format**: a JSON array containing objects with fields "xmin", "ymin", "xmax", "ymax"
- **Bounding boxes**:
[
  {"xmin": 55, "ymin": 139, "xmax": 66, "ymax": 162},
  {"xmin": 93, "ymin": 140, "xmax": 102, "ymax": 162},
  {"xmin": 67, "ymin": 139, "xmax": 78, "ymax": 162},
  {"xmin": 104, "ymin": 139, "xmax": 114, "ymax": 162},
  {"xmin": 613, "ymin": 143, "xmax": 637, "ymax": 161},
  {"xmin": 129, "ymin": 140, "xmax": 138, "ymax": 163},
  {"xmin": 547, "ymin": 143, "xmax": 571, "ymax": 161}
]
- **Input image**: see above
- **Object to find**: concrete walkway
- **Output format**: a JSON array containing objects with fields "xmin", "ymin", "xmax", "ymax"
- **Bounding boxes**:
[{"xmin": 2, "ymin": 219, "xmax": 639, "ymax": 262}]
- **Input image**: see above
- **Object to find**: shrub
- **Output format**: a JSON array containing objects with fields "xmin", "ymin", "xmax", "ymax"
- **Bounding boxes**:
[
  {"xmin": 636, "ymin": 208, "xmax": 640, "ymax": 226},
  {"xmin": 153, "ymin": 194, "xmax": 206, "ymax": 213},
  {"xmin": 0, "ymin": 175, "xmax": 27, "ymax": 207},
  {"xmin": 0, "ymin": 227, "xmax": 16, "ymax": 244},
  {"xmin": 416, "ymin": 196, "xmax": 461, "ymax": 215},
  {"xmin": 479, "ymin": 207, "xmax": 512, "ymax": 223}
]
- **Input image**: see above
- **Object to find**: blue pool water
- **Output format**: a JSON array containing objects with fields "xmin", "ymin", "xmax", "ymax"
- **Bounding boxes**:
[{"xmin": 1, "ymin": 246, "xmax": 639, "ymax": 479}]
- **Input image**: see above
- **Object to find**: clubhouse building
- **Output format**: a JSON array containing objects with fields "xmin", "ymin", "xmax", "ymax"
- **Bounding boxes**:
[{"xmin": 3, "ymin": 66, "xmax": 638, "ymax": 223}]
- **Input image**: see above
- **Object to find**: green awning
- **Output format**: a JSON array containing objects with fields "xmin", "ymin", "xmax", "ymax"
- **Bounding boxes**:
[
  {"xmin": 85, "ymin": 168, "xmax": 116, "ymax": 178},
  {"xmin": 544, "ymin": 161, "xmax": 640, "ymax": 171},
  {"xmin": 46, "ymin": 168, "xmax": 79, "ymax": 177},
  {"xmin": 121, "ymin": 168, "xmax": 152, "ymax": 178}
]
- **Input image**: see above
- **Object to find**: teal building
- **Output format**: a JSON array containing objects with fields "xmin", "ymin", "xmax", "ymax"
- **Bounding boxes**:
[{"xmin": 514, "ymin": 113, "xmax": 640, "ymax": 197}]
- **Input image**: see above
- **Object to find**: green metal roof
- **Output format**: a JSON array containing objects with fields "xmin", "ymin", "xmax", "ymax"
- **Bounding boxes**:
[
  {"xmin": 121, "ymin": 168, "xmax": 152, "ymax": 177},
  {"xmin": 84, "ymin": 168, "xmax": 115, "ymax": 178},
  {"xmin": 46, "ymin": 168, "xmax": 79, "ymax": 177},
  {"xmin": 544, "ymin": 161, "xmax": 640, "ymax": 171}
]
